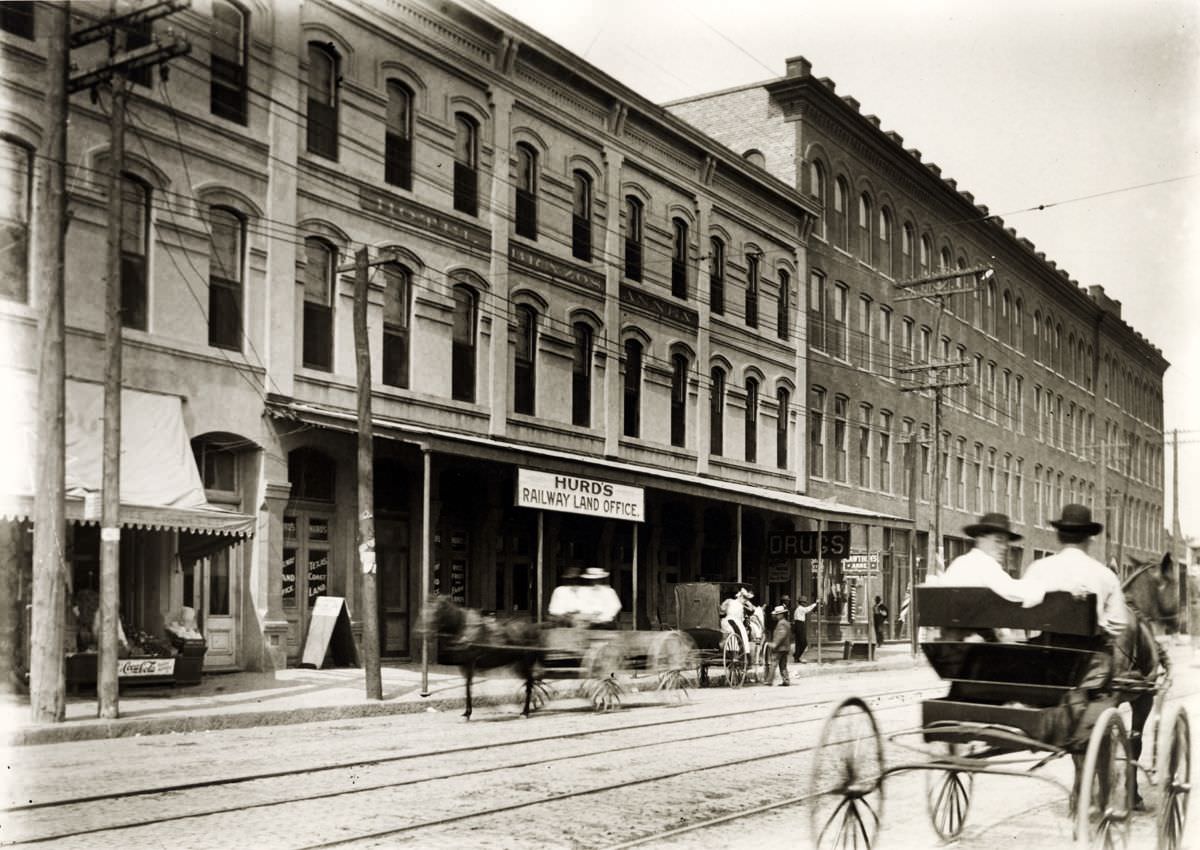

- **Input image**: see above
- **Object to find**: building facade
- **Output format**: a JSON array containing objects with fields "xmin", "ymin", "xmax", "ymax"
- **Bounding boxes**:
[
  {"xmin": 669, "ymin": 56, "xmax": 1169, "ymax": 637},
  {"xmin": 2, "ymin": 1, "xmax": 915, "ymax": 671}
]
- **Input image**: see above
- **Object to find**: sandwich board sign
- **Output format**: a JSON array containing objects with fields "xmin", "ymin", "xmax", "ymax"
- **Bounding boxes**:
[{"xmin": 300, "ymin": 596, "xmax": 359, "ymax": 669}]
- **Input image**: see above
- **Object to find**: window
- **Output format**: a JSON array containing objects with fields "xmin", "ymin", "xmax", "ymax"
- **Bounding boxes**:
[
  {"xmin": 572, "ymin": 323, "xmax": 592, "ymax": 427},
  {"xmin": 776, "ymin": 388, "xmax": 790, "ymax": 469},
  {"xmin": 382, "ymin": 262, "xmax": 410, "ymax": 388},
  {"xmin": 857, "ymin": 193, "xmax": 872, "ymax": 261},
  {"xmin": 306, "ymin": 43, "xmax": 338, "ymax": 160},
  {"xmin": 808, "ymin": 387, "xmax": 825, "ymax": 478},
  {"xmin": 710, "ymin": 367, "xmax": 725, "ymax": 456},
  {"xmin": 920, "ymin": 425, "xmax": 931, "ymax": 500},
  {"xmin": 1015, "ymin": 459, "xmax": 1025, "ymax": 522},
  {"xmin": 211, "ymin": 1, "xmax": 248, "ymax": 124},
  {"xmin": 515, "ymin": 143, "xmax": 537, "ymax": 239},
  {"xmin": 126, "ymin": 20, "xmax": 153, "ymax": 87},
  {"xmin": 451, "ymin": 284, "xmax": 478, "ymax": 402},
  {"xmin": 973, "ymin": 354, "xmax": 984, "ymax": 416},
  {"xmin": 301, "ymin": 238, "xmax": 334, "ymax": 370},
  {"xmin": 919, "ymin": 234, "xmax": 932, "ymax": 275},
  {"xmin": 833, "ymin": 396, "xmax": 848, "ymax": 482},
  {"xmin": 709, "ymin": 237, "xmax": 725, "ymax": 315},
  {"xmin": 955, "ymin": 439, "xmax": 966, "ymax": 509},
  {"xmin": 1001, "ymin": 290, "xmax": 1012, "ymax": 346},
  {"xmin": 858, "ymin": 404, "xmax": 872, "ymax": 488},
  {"xmin": 834, "ymin": 176, "xmax": 849, "ymax": 249},
  {"xmin": 830, "ymin": 283, "xmax": 847, "ymax": 359},
  {"xmin": 0, "ymin": 2, "xmax": 33, "ymax": 38},
  {"xmin": 385, "ymin": 82, "xmax": 413, "ymax": 189},
  {"xmin": 453, "ymin": 114, "xmax": 478, "ymax": 215},
  {"xmin": 0, "ymin": 138, "xmax": 32, "ymax": 302},
  {"xmin": 744, "ymin": 378, "xmax": 758, "ymax": 463},
  {"xmin": 743, "ymin": 149, "xmax": 765, "ymax": 168},
  {"xmin": 671, "ymin": 218, "xmax": 688, "ymax": 298},
  {"xmin": 878, "ymin": 412, "xmax": 892, "ymax": 492},
  {"xmin": 857, "ymin": 295, "xmax": 872, "ymax": 371},
  {"xmin": 623, "ymin": 339, "xmax": 642, "ymax": 437},
  {"xmin": 808, "ymin": 270, "xmax": 825, "ymax": 352},
  {"xmin": 1002, "ymin": 454, "xmax": 1012, "ymax": 516},
  {"xmin": 514, "ymin": 305, "xmax": 536, "ymax": 415},
  {"xmin": 809, "ymin": 161, "xmax": 825, "ymax": 238},
  {"xmin": 745, "ymin": 253, "xmax": 759, "ymax": 328},
  {"xmin": 288, "ymin": 447, "xmax": 335, "ymax": 502},
  {"xmin": 193, "ymin": 438, "xmax": 238, "ymax": 494},
  {"xmin": 919, "ymin": 325, "xmax": 931, "ymax": 364},
  {"xmin": 572, "ymin": 171, "xmax": 592, "ymax": 261},
  {"xmin": 777, "ymin": 269, "xmax": 790, "ymax": 340},
  {"xmin": 208, "ymin": 206, "xmax": 243, "ymax": 350},
  {"xmin": 670, "ymin": 354, "xmax": 688, "ymax": 447},
  {"xmin": 1015, "ymin": 376, "xmax": 1024, "ymax": 432},
  {"xmin": 987, "ymin": 450, "xmax": 997, "ymax": 512},
  {"xmin": 624, "ymin": 196, "xmax": 643, "ymax": 281},
  {"xmin": 901, "ymin": 317, "xmax": 914, "ymax": 365},
  {"xmin": 972, "ymin": 444, "xmax": 983, "ymax": 512},
  {"xmin": 902, "ymin": 222, "xmax": 915, "ymax": 277},
  {"xmin": 987, "ymin": 362, "xmax": 997, "ymax": 422},
  {"xmin": 878, "ymin": 207, "xmax": 893, "ymax": 275},
  {"xmin": 1014, "ymin": 299, "xmax": 1024, "ymax": 352},
  {"xmin": 877, "ymin": 306, "xmax": 892, "ymax": 379},
  {"xmin": 121, "ymin": 176, "xmax": 150, "ymax": 331}
]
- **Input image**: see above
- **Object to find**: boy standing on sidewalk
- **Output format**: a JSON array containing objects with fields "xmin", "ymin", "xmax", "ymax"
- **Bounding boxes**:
[{"xmin": 767, "ymin": 605, "xmax": 791, "ymax": 685}]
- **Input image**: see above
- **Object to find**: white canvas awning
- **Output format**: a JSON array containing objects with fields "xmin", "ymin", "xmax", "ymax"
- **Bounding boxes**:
[{"xmin": 1, "ymin": 371, "xmax": 254, "ymax": 537}]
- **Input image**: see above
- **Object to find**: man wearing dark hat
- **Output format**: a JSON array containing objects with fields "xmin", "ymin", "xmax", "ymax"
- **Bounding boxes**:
[
  {"xmin": 939, "ymin": 512, "xmax": 1045, "ymax": 607},
  {"xmin": 1023, "ymin": 504, "xmax": 1127, "ymax": 636}
]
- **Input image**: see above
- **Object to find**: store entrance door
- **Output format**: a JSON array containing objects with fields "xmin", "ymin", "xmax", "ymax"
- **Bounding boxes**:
[
  {"xmin": 181, "ymin": 546, "xmax": 237, "ymax": 667},
  {"xmin": 281, "ymin": 511, "xmax": 333, "ymax": 661},
  {"xmin": 377, "ymin": 518, "xmax": 409, "ymax": 656}
]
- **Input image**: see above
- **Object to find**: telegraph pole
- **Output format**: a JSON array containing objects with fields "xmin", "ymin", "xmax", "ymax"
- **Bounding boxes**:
[
  {"xmin": 30, "ymin": 1, "xmax": 71, "ymax": 724},
  {"xmin": 905, "ymin": 430, "xmax": 919, "ymax": 654}
]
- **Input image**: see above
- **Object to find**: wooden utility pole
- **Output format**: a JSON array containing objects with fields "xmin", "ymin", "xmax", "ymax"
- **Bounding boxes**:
[
  {"xmin": 351, "ymin": 246, "xmax": 381, "ymax": 699},
  {"xmin": 30, "ymin": 1, "xmax": 71, "ymax": 724},
  {"xmin": 906, "ymin": 431, "xmax": 919, "ymax": 654}
]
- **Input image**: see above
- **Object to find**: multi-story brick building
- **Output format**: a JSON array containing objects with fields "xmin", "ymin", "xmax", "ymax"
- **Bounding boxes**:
[
  {"xmin": 670, "ymin": 55, "xmax": 1168, "ymax": 638},
  {"xmin": 2, "ymin": 1, "xmax": 917, "ymax": 672}
]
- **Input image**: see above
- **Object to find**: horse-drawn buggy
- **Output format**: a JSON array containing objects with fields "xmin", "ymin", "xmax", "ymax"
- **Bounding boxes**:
[
  {"xmin": 674, "ymin": 582, "xmax": 769, "ymax": 687},
  {"xmin": 807, "ymin": 585, "xmax": 1190, "ymax": 850}
]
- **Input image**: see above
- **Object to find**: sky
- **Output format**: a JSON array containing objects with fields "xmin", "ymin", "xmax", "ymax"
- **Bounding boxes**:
[{"xmin": 488, "ymin": 0, "xmax": 1200, "ymax": 543}]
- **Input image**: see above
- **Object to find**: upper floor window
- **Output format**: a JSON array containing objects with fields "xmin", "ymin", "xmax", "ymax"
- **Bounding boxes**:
[
  {"xmin": 671, "ymin": 218, "xmax": 688, "ymax": 299},
  {"xmin": 710, "ymin": 367, "xmax": 725, "ymax": 456},
  {"xmin": 709, "ymin": 237, "xmax": 725, "ymax": 315},
  {"xmin": 0, "ymin": 138, "xmax": 32, "ymax": 302},
  {"xmin": 453, "ymin": 114, "xmax": 478, "ymax": 216},
  {"xmin": 287, "ymin": 447, "xmax": 335, "ymax": 502},
  {"xmin": 1014, "ymin": 299, "xmax": 1024, "ymax": 353},
  {"xmin": 381, "ymin": 262, "xmax": 410, "ymax": 389},
  {"xmin": 623, "ymin": 339, "xmax": 642, "ymax": 438},
  {"xmin": 777, "ymin": 269, "xmax": 790, "ymax": 340},
  {"xmin": 126, "ymin": 20, "xmax": 153, "ymax": 88},
  {"xmin": 211, "ymin": 1, "xmax": 248, "ymax": 125},
  {"xmin": 857, "ymin": 193, "xmax": 872, "ymax": 261},
  {"xmin": 0, "ymin": 2, "xmax": 33, "ymax": 38},
  {"xmin": 385, "ymin": 81, "xmax": 413, "ymax": 189},
  {"xmin": 878, "ymin": 207, "xmax": 893, "ymax": 276},
  {"xmin": 834, "ymin": 176, "xmax": 850, "ymax": 249},
  {"xmin": 451, "ymin": 284, "xmax": 478, "ymax": 402},
  {"xmin": 808, "ymin": 270, "xmax": 826, "ymax": 353},
  {"xmin": 745, "ymin": 253, "xmax": 759, "ymax": 328},
  {"xmin": 301, "ymin": 237, "xmax": 334, "ymax": 370},
  {"xmin": 208, "ymin": 206, "xmax": 244, "ymax": 351},
  {"xmin": 515, "ymin": 143, "xmax": 537, "ymax": 240},
  {"xmin": 744, "ymin": 378, "xmax": 758, "ymax": 464},
  {"xmin": 624, "ymin": 196, "xmax": 643, "ymax": 281},
  {"xmin": 306, "ymin": 43, "xmax": 338, "ymax": 160},
  {"xmin": 809, "ymin": 160, "xmax": 826, "ymax": 238},
  {"xmin": 121, "ymin": 175, "xmax": 150, "ymax": 331},
  {"xmin": 808, "ymin": 387, "xmax": 825, "ymax": 477},
  {"xmin": 572, "ymin": 171, "xmax": 592, "ymax": 261},
  {"xmin": 572, "ymin": 322, "xmax": 592, "ymax": 427},
  {"xmin": 830, "ymin": 282, "xmax": 848, "ymax": 359},
  {"xmin": 514, "ymin": 305, "xmax": 537, "ymax": 415},
  {"xmin": 670, "ymin": 353, "xmax": 688, "ymax": 448},
  {"xmin": 902, "ymin": 222, "xmax": 915, "ymax": 277},
  {"xmin": 192, "ymin": 436, "xmax": 239, "ymax": 496},
  {"xmin": 919, "ymin": 233, "xmax": 932, "ymax": 274},
  {"xmin": 777, "ymin": 388, "xmax": 790, "ymax": 469}
]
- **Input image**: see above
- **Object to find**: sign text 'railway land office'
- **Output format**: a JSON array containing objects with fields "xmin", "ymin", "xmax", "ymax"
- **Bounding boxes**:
[{"xmin": 516, "ymin": 469, "xmax": 644, "ymax": 522}]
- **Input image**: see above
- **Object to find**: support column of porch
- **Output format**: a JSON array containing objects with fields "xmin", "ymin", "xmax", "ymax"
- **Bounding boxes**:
[{"xmin": 256, "ymin": 480, "xmax": 293, "ymax": 671}]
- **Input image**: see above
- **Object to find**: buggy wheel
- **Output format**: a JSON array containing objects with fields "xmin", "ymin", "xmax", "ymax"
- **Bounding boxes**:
[
  {"xmin": 722, "ymin": 633, "xmax": 746, "ymax": 688},
  {"xmin": 924, "ymin": 743, "xmax": 974, "ymax": 840},
  {"xmin": 1076, "ymin": 706, "xmax": 1133, "ymax": 850},
  {"xmin": 808, "ymin": 696, "xmax": 885, "ymax": 850},
  {"xmin": 1156, "ymin": 706, "xmax": 1190, "ymax": 850},
  {"xmin": 649, "ymin": 631, "xmax": 696, "ymax": 690}
]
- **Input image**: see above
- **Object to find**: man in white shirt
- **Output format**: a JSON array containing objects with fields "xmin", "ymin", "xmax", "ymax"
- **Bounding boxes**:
[
  {"xmin": 792, "ymin": 597, "xmax": 819, "ymax": 662},
  {"xmin": 572, "ymin": 567, "xmax": 623, "ymax": 628},
  {"xmin": 939, "ymin": 512, "xmax": 1045, "ymax": 608},
  {"xmin": 1022, "ymin": 504, "xmax": 1127, "ymax": 637}
]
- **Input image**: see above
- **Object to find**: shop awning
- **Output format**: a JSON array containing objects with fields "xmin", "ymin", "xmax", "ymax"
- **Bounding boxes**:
[
  {"xmin": 267, "ymin": 399, "xmax": 912, "ymax": 528},
  {"xmin": 2, "ymin": 371, "xmax": 255, "ymax": 538}
]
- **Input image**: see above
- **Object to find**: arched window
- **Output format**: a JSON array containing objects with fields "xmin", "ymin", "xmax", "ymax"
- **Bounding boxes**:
[
  {"xmin": 919, "ymin": 233, "xmax": 932, "ymax": 275},
  {"xmin": 834, "ymin": 176, "xmax": 850, "ymax": 248},
  {"xmin": 1001, "ymin": 290, "xmax": 1012, "ymax": 346},
  {"xmin": 878, "ymin": 207, "xmax": 893, "ymax": 276},
  {"xmin": 0, "ymin": 138, "xmax": 32, "ymax": 302},
  {"xmin": 709, "ymin": 236, "xmax": 725, "ymax": 315},
  {"xmin": 670, "ymin": 353, "xmax": 688, "ymax": 448},
  {"xmin": 453, "ymin": 114, "xmax": 478, "ymax": 215},
  {"xmin": 1014, "ymin": 299, "xmax": 1024, "ymax": 353},
  {"xmin": 743, "ymin": 149, "xmax": 765, "ymax": 168},
  {"xmin": 777, "ymin": 388, "xmax": 790, "ymax": 469},
  {"xmin": 985, "ymin": 281, "xmax": 996, "ymax": 336},
  {"xmin": 381, "ymin": 262, "xmax": 410, "ymax": 388},
  {"xmin": 385, "ymin": 81, "xmax": 413, "ymax": 189},
  {"xmin": 671, "ymin": 217, "xmax": 688, "ymax": 299},
  {"xmin": 208, "ymin": 205, "xmax": 244, "ymax": 351},
  {"xmin": 857, "ymin": 193, "xmax": 872, "ymax": 261},
  {"xmin": 745, "ymin": 252, "xmax": 759, "ymax": 328},
  {"xmin": 572, "ymin": 322, "xmax": 592, "ymax": 427},
  {"xmin": 572, "ymin": 171, "xmax": 592, "ymax": 261},
  {"xmin": 451, "ymin": 284, "xmax": 478, "ymax": 401},
  {"xmin": 744, "ymin": 377, "xmax": 758, "ymax": 463},
  {"xmin": 777, "ymin": 268, "xmax": 790, "ymax": 340},
  {"xmin": 514, "ymin": 143, "xmax": 537, "ymax": 239},
  {"xmin": 211, "ymin": 0, "xmax": 248, "ymax": 124},
  {"xmin": 624, "ymin": 196, "xmax": 643, "ymax": 281},
  {"xmin": 623, "ymin": 339, "xmax": 642, "ymax": 438},
  {"xmin": 121, "ymin": 174, "xmax": 151, "ymax": 330},
  {"xmin": 902, "ymin": 222, "xmax": 915, "ymax": 277},
  {"xmin": 710, "ymin": 366, "xmax": 726, "ymax": 456},
  {"xmin": 301, "ymin": 237, "xmax": 334, "ymax": 370},
  {"xmin": 306, "ymin": 42, "xmax": 338, "ymax": 160},
  {"xmin": 514, "ymin": 304, "xmax": 536, "ymax": 414},
  {"xmin": 809, "ymin": 160, "xmax": 825, "ymax": 237}
]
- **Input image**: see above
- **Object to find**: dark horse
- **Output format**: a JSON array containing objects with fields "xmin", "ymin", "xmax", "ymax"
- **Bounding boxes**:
[
  {"xmin": 417, "ymin": 596, "xmax": 545, "ymax": 720},
  {"xmin": 1118, "ymin": 553, "xmax": 1180, "ymax": 807}
]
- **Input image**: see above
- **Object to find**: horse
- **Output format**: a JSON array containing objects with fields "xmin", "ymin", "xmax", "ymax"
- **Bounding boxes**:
[{"xmin": 416, "ymin": 596, "xmax": 546, "ymax": 720}]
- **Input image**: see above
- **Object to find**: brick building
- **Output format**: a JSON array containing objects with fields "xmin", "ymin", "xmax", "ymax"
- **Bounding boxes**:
[{"xmin": 669, "ymin": 56, "xmax": 1168, "ymax": 638}]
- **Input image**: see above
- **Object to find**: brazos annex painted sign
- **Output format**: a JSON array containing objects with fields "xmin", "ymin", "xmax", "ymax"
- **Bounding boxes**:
[{"xmin": 516, "ymin": 469, "xmax": 644, "ymax": 522}]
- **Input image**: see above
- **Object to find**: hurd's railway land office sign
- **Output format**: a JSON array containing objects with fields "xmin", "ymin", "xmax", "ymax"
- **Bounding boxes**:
[{"xmin": 516, "ymin": 469, "xmax": 644, "ymax": 522}]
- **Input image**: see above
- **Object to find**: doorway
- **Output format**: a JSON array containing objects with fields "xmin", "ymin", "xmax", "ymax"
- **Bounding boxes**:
[
  {"xmin": 281, "ymin": 510, "xmax": 333, "ymax": 661},
  {"xmin": 376, "ymin": 518, "xmax": 409, "ymax": 656}
]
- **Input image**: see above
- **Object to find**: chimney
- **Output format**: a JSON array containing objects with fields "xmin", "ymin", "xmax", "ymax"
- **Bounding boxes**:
[{"xmin": 785, "ymin": 55, "xmax": 812, "ymax": 78}]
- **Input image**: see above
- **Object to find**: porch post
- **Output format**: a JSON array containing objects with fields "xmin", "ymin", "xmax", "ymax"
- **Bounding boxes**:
[
  {"xmin": 631, "ymin": 523, "xmax": 639, "ymax": 630},
  {"xmin": 535, "ymin": 510, "xmax": 544, "ymax": 623},
  {"xmin": 420, "ymin": 446, "xmax": 432, "ymax": 697}
]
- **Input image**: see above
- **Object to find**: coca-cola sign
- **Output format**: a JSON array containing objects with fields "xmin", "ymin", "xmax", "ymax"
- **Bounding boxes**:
[{"xmin": 117, "ymin": 658, "xmax": 175, "ymax": 677}]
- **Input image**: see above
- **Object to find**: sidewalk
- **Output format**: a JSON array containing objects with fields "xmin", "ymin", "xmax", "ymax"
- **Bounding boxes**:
[{"xmin": 1, "ymin": 641, "xmax": 919, "ymax": 747}]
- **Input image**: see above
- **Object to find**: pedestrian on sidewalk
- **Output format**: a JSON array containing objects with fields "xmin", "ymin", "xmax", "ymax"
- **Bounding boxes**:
[
  {"xmin": 767, "ymin": 605, "xmax": 791, "ymax": 685},
  {"xmin": 793, "ymin": 597, "xmax": 818, "ymax": 662},
  {"xmin": 872, "ymin": 596, "xmax": 889, "ymax": 647}
]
